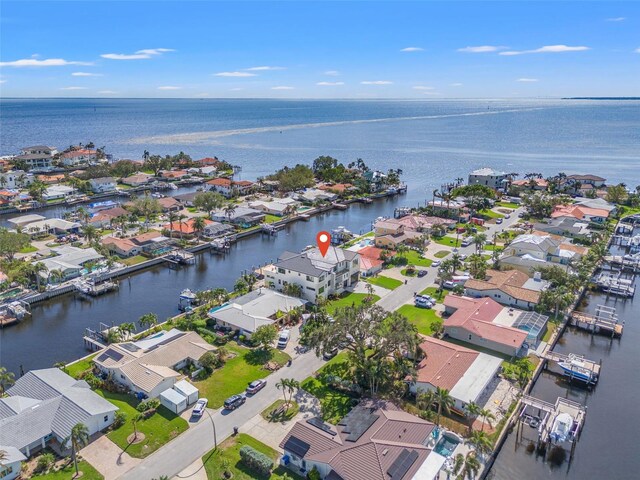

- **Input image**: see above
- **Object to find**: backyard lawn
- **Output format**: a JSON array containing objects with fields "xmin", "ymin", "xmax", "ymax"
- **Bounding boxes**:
[
  {"xmin": 260, "ymin": 399, "xmax": 300, "ymax": 423},
  {"xmin": 192, "ymin": 342, "xmax": 290, "ymax": 408},
  {"xmin": 97, "ymin": 390, "xmax": 189, "ymax": 458},
  {"xmin": 479, "ymin": 209, "xmax": 505, "ymax": 219},
  {"xmin": 397, "ymin": 305, "xmax": 443, "ymax": 336},
  {"xmin": 66, "ymin": 353, "xmax": 97, "ymax": 379},
  {"xmin": 326, "ymin": 292, "xmax": 380, "ymax": 315},
  {"xmin": 300, "ymin": 352, "xmax": 356, "ymax": 424},
  {"xmin": 365, "ymin": 275, "xmax": 402, "ymax": 290},
  {"xmin": 496, "ymin": 201, "xmax": 519, "ymax": 209},
  {"xmin": 420, "ymin": 287, "xmax": 448, "ymax": 303},
  {"xmin": 433, "ymin": 236, "xmax": 459, "ymax": 248},
  {"xmin": 202, "ymin": 434, "xmax": 304, "ymax": 480},
  {"xmin": 264, "ymin": 214, "xmax": 281, "ymax": 224},
  {"xmin": 434, "ymin": 250, "xmax": 450, "ymax": 259},
  {"xmin": 34, "ymin": 460, "xmax": 103, "ymax": 480},
  {"xmin": 120, "ymin": 255, "xmax": 148, "ymax": 266},
  {"xmin": 403, "ymin": 250, "xmax": 433, "ymax": 267}
]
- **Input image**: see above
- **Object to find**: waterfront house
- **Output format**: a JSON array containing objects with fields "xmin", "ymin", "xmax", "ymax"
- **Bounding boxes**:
[
  {"xmin": 163, "ymin": 217, "xmax": 213, "ymax": 238},
  {"xmin": 42, "ymin": 185, "xmax": 75, "ymax": 201},
  {"xmin": 89, "ymin": 177, "xmax": 117, "ymax": 194},
  {"xmin": 187, "ymin": 165, "xmax": 217, "ymax": 176},
  {"xmin": 297, "ymin": 188, "xmax": 338, "ymax": 203},
  {"xmin": 157, "ymin": 196, "xmax": 181, "ymax": 212},
  {"xmin": 442, "ymin": 296, "xmax": 529, "ymax": 356},
  {"xmin": 464, "ymin": 269, "xmax": 548, "ymax": 310},
  {"xmin": 61, "ymin": 149, "xmax": 98, "ymax": 166},
  {"xmin": 0, "ymin": 446, "xmax": 26, "ymax": 480},
  {"xmin": 102, "ymin": 236, "xmax": 142, "ymax": 257},
  {"xmin": 566, "ymin": 174, "xmax": 606, "ymax": 188},
  {"xmin": 373, "ymin": 218, "xmax": 426, "ymax": 248},
  {"xmin": 15, "ymin": 145, "xmax": 57, "ymax": 170},
  {"xmin": 426, "ymin": 199, "xmax": 466, "ymax": 219},
  {"xmin": 354, "ymin": 245, "xmax": 391, "ymax": 277},
  {"xmin": 7, "ymin": 214, "xmax": 46, "ymax": 229},
  {"xmin": 160, "ymin": 169, "xmax": 190, "ymax": 180},
  {"xmin": 551, "ymin": 204, "xmax": 610, "ymax": 224},
  {"xmin": 22, "ymin": 218, "xmax": 81, "ymax": 238},
  {"xmin": 206, "ymin": 178, "xmax": 254, "ymax": 197},
  {"xmin": 265, "ymin": 246, "xmax": 360, "ymax": 303},
  {"xmin": 0, "ymin": 368, "xmax": 117, "ymax": 458},
  {"xmin": 499, "ymin": 232, "xmax": 588, "ymax": 272},
  {"xmin": 317, "ymin": 183, "xmax": 355, "ymax": 195},
  {"xmin": 37, "ymin": 174, "xmax": 66, "ymax": 185},
  {"xmin": 468, "ymin": 167, "xmax": 508, "ymax": 190},
  {"xmin": 173, "ymin": 192, "xmax": 199, "ymax": 207},
  {"xmin": 93, "ymin": 328, "xmax": 215, "ymax": 399},
  {"xmin": 88, "ymin": 206, "xmax": 129, "ymax": 228},
  {"xmin": 202, "ymin": 221, "xmax": 235, "ymax": 238},
  {"xmin": 533, "ymin": 218, "xmax": 591, "ymax": 241},
  {"xmin": 208, "ymin": 288, "xmax": 306, "ymax": 338},
  {"xmin": 38, "ymin": 245, "xmax": 104, "ymax": 280},
  {"xmin": 103, "ymin": 230, "xmax": 173, "ymax": 257},
  {"xmin": 211, "ymin": 206, "xmax": 265, "ymax": 227},
  {"xmin": 511, "ymin": 178, "xmax": 549, "ymax": 192},
  {"xmin": 280, "ymin": 400, "xmax": 444, "ymax": 480},
  {"xmin": 362, "ymin": 169, "xmax": 388, "ymax": 192},
  {"xmin": 0, "ymin": 170, "xmax": 34, "ymax": 189},
  {"xmin": 248, "ymin": 200, "xmax": 291, "ymax": 216},
  {"xmin": 120, "ymin": 173, "xmax": 154, "ymax": 187},
  {"xmin": 409, "ymin": 336, "xmax": 502, "ymax": 414},
  {"xmin": 195, "ymin": 157, "xmax": 221, "ymax": 168}
]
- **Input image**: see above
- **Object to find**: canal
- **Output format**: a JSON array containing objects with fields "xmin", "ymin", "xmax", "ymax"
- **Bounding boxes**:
[
  {"xmin": 490, "ymin": 237, "xmax": 640, "ymax": 479},
  {"xmin": 0, "ymin": 197, "xmax": 401, "ymax": 374}
]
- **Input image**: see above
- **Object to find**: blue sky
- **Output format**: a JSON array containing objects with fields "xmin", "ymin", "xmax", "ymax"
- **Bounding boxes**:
[{"xmin": 1, "ymin": 1, "xmax": 638, "ymax": 98}]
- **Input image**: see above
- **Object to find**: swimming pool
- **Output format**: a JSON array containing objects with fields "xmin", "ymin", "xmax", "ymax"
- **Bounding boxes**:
[{"xmin": 434, "ymin": 433, "xmax": 460, "ymax": 457}]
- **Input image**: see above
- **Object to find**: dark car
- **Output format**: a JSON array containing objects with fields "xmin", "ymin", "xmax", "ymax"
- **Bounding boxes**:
[
  {"xmin": 323, "ymin": 347, "xmax": 338, "ymax": 360},
  {"xmin": 417, "ymin": 270, "xmax": 428, "ymax": 277},
  {"xmin": 223, "ymin": 394, "xmax": 246, "ymax": 410},
  {"xmin": 246, "ymin": 379, "xmax": 267, "ymax": 395}
]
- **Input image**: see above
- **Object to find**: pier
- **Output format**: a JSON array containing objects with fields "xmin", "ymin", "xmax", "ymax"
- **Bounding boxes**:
[
  {"xmin": 570, "ymin": 304, "xmax": 623, "ymax": 337},
  {"xmin": 593, "ymin": 271, "xmax": 636, "ymax": 297},
  {"xmin": 165, "ymin": 249, "xmax": 196, "ymax": 267},
  {"xmin": 539, "ymin": 345, "xmax": 601, "ymax": 385},
  {"xmin": 74, "ymin": 279, "xmax": 119, "ymax": 297}
]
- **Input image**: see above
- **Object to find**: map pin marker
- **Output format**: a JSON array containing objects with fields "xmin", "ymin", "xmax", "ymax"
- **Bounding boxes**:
[{"xmin": 316, "ymin": 231, "xmax": 331, "ymax": 257}]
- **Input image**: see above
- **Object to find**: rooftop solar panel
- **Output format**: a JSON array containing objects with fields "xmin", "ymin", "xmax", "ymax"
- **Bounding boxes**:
[
  {"xmin": 387, "ymin": 449, "xmax": 419, "ymax": 479},
  {"xmin": 283, "ymin": 436, "xmax": 311, "ymax": 458},
  {"xmin": 307, "ymin": 416, "xmax": 337, "ymax": 436}
]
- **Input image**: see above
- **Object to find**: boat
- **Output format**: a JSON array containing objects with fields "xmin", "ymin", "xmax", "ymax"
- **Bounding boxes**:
[
  {"xmin": 558, "ymin": 354, "xmax": 595, "ymax": 382},
  {"xmin": 549, "ymin": 412, "xmax": 574, "ymax": 444},
  {"xmin": 0, "ymin": 301, "xmax": 30, "ymax": 328},
  {"xmin": 178, "ymin": 288, "xmax": 197, "ymax": 311},
  {"xmin": 89, "ymin": 200, "xmax": 119, "ymax": 212}
]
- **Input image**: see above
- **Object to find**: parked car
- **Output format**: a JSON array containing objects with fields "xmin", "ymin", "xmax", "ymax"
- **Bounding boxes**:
[
  {"xmin": 431, "ymin": 260, "xmax": 441, "ymax": 268},
  {"xmin": 417, "ymin": 270, "xmax": 428, "ymax": 277},
  {"xmin": 443, "ymin": 280, "xmax": 456, "ymax": 289},
  {"xmin": 224, "ymin": 394, "xmax": 246, "ymax": 410},
  {"xmin": 277, "ymin": 329, "xmax": 291, "ymax": 349},
  {"xmin": 496, "ymin": 218, "xmax": 503, "ymax": 224},
  {"xmin": 246, "ymin": 379, "xmax": 267, "ymax": 395},
  {"xmin": 192, "ymin": 398, "xmax": 208, "ymax": 417},
  {"xmin": 323, "ymin": 347, "xmax": 339, "ymax": 360},
  {"xmin": 505, "ymin": 214, "xmax": 511, "ymax": 219},
  {"xmin": 459, "ymin": 254, "xmax": 467, "ymax": 261},
  {"xmin": 461, "ymin": 238, "xmax": 472, "ymax": 247},
  {"xmin": 415, "ymin": 298, "xmax": 433, "ymax": 309}
]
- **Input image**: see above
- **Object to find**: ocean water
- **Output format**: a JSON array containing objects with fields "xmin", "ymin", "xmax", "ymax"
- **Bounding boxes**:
[{"xmin": 1, "ymin": 98, "xmax": 639, "ymax": 205}]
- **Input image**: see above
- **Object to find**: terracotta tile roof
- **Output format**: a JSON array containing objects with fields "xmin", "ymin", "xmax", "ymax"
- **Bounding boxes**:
[
  {"xmin": 207, "ymin": 178, "xmax": 231, "ymax": 187},
  {"xmin": 559, "ymin": 243, "xmax": 588, "ymax": 255},
  {"xmin": 414, "ymin": 336, "xmax": 478, "ymax": 389},
  {"xmin": 465, "ymin": 269, "xmax": 541, "ymax": 304},
  {"xmin": 102, "ymin": 236, "xmax": 138, "ymax": 252},
  {"xmin": 360, "ymin": 256, "xmax": 383, "ymax": 272},
  {"xmin": 233, "ymin": 180, "xmax": 254, "ymax": 187},
  {"xmin": 512, "ymin": 178, "xmax": 548, "ymax": 187},
  {"xmin": 131, "ymin": 231, "xmax": 163, "ymax": 244},
  {"xmin": 551, "ymin": 205, "xmax": 610, "ymax": 220},
  {"xmin": 196, "ymin": 157, "xmax": 220, "ymax": 166},
  {"xmin": 62, "ymin": 149, "xmax": 96, "ymax": 158},
  {"xmin": 318, "ymin": 183, "xmax": 354, "ymax": 193},
  {"xmin": 358, "ymin": 246, "xmax": 391, "ymax": 260},
  {"xmin": 444, "ymin": 296, "xmax": 527, "ymax": 348},
  {"xmin": 163, "ymin": 217, "xmax": 212, "ymax": 234}
]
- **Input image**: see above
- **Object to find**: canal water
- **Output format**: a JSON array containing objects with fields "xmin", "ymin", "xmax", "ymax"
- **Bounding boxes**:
[
  {"xmin": 490, "ymin": 240, "xmax": 640, "ymax": 479},
  {"xmin": 0, "ymin": 197, "xmax": 400, "ymax": 374}
]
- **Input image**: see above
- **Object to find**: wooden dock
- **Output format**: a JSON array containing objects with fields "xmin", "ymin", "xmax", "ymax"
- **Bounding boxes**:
[
  {"xmin": 540, "ymin": 345, "xmax": 601, "ymax": 385},
  {"xmin": 570, "ymin": 305, "xmax": 623, "ymax": 337}
]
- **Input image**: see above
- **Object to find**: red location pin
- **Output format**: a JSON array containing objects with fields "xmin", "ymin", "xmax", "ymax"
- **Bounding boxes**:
[{"xmin": 316, "ymin": 231, "xmax": 331, "ymax": 257}]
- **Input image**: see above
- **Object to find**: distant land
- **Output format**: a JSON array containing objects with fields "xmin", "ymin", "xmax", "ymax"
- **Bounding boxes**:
[{"xmin": 563, "ymin": 97, "xmax": 640, "ymax": 100}]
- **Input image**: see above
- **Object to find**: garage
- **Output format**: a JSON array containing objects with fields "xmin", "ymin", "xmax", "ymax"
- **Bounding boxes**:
[
  {"xmin": 159, "ymin": 387, "xmax": 188, "ymax": 414},
  {"xmin": 173, "ymin": 379, "xmax": 199, "ymax": 406}
]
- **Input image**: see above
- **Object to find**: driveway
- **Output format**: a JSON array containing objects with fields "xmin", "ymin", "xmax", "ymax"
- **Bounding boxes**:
[{"xmin": 80, "ymin": 434, "xmax": 141, "ymax": 480}]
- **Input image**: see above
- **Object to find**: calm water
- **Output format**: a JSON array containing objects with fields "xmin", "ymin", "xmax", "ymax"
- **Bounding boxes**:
[{"xmin": 1, "ymin": 99, "xmax": 639, "ymax": 479}]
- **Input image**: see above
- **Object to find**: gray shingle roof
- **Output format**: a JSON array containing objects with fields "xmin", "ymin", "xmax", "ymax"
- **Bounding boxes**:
[{"xmin": 275, "ymin": 247, "xmax": 358, "ymax": 277}]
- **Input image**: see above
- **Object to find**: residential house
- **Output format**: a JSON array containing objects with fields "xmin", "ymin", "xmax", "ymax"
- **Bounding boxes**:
[
  {"xmin": 37, "ymin": 174, "xmax": 66, "ymax": 185},
  {"xmin": 187, "ymin": 166, "xmax": 217, "ymax": 177},
  {"xmin": 211, "ymin": 206, "xmax": 265, "ymax": 227},
  {"xmin": 202, "ymin": 222, "xmax": 236, "ymax": 238},
  {"xmin": 265, "ymin": 246, "xmax": 359, "ymax": 303},
  {"xmin": 464, "ymin": 269, "xmax": 548, "ymax": 310},
  {"xmin": 280, "ymin": 400, "xmax": 444, "ymax": 480},
  {"xmin": 206, "ymin": 178, "xmax": 254, "ymax": 197},
  {"xmin": 93, "ymin": 328, "xmax": 215, "ymax": 399},
  {"xmin": 0, "ymin": 190, "xmax": 20, "ymax": 208},
  {"xmin": 500, "ymin": 232, "xmax": 588, "ymax": 272},
  {"xmin": 0, "ymin": 368, "xmax": 117, "ymax": 458},
  {"xmin": 103, "ymin": 231, "xmax": 173, "ymax": 257},
  {"xmin": 89, "ymin": 177, "xmax": 117, "ymax": 194},
  {"xmin": 195, "ymin": 157, "xmax": 221, "ymax": 168},
  {"xmin": 173, "ymin": 192, "xmax": 198, "ymax": 207},
  {"xmin": 442, "ymin": 296, "xmax": 529, "ymax": 356},
  {"xmin": 120, "ymin": 173, "xmax": 154, "ymax": 187},
  {"xmin": 163, "ymin": 217, "xmax": 213, "ymax": 238},
  {"xmin": 42, "ymin": 185, "xmax": 75, "ymax": 201},
  {"xmin": 533, "ymin": 218, "xmax": 592, "ymax": 241},
  {"xmin": 511, "ymin": 178, "xmax": 548, "ymax": 191},
  {"xmin": 208, "ymin": 288, "xmax": 306, "ymax": 338},
  {"xmin": 468, "ymin": 168, "xmax": 508, "ymax": 190},
  {"xmin": 157, "ymin": 196, "xmax": 181, "ymax": 212},
  {"xmin": 297, "ymin": 188, "xmax": 338, "ymax": 203},
  {"xmin": 318, "ymin": 183, "xmax": 355, "ymax": 195},
  {"xmin": 426, "ymin": 199, "xmax": 466, "ymax": 219},
  {"xmin": 6, "ymin": 214, "xmax": 46, "ymax": 229},
  {"xmin": 21, "ymin": 218, "xmax": 81, "ymax": 237},
  {"xmin": 160, "ymin": 170, "xmax": 190, "ymax": 180},
  {"xmin": 353, "ymin": 245, "xmax": 391, "ymax": 277},
  {"xmin": 0, "ymin": 170, "xmax": 34, "ymax": 189},
  {"xmin": 409, "ymin": 336, "xmax": 503, "ymax": 413},
  {"xmin": 574, "ymin": 197, "xmax": 617, "ymax": 215},
  {"xmin": 373, "ymin": 218, "xmax": 425, "ymax": 248},
  {"xmin": 362, "ymin": 170, "xmax": 388, "ymax": 192},
  {"xmin": 248, "ymin": 199, "xmax": 293, "ymax": 216},
  {"xmin": 15, "ymin": 145, "xmax": 57, "ymax": 170},
  {"xmin": 61, "ymin": 149, "xmax": 98, "ymax": 166},
  {"xmin": 102, "ymin": 237, "xmax": 142, "ymax": 257},
  {"xmin": 0, "ymin": 446, "xmax": 25, "ymax": 480},
  {"xmin": 38, "ymin": 245, "xmax": 104, "ymax": 280},
  {"xmin": 551, "ymin": 204, "xmax": 611, "ymax": 224},
  {"xmin": 566, "ymin": 174, "xmax": 606, "ymax": 188},
  {"xmin": 88, "ymin": 206, "xmax": 129, "ymax": 228}
]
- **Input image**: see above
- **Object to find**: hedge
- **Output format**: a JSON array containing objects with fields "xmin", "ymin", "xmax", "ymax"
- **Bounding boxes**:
[{"xmin": 239, "ymin": 445, "xmax": 274, "ymax": 476}]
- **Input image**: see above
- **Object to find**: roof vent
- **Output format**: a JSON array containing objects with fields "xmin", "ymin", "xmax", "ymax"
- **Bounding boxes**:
[{"xmin": 382, "ymin": 448, "xmax": 389, "ymax": 456}]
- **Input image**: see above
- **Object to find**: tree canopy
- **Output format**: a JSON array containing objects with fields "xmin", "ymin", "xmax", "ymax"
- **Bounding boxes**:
[
  {"xmin": 267, "ymin": 164, "xmax": 315, "ymax": 192},
  {"xmin": 0, "ymin": 228, "xmax": 31, "ymax": 261}
]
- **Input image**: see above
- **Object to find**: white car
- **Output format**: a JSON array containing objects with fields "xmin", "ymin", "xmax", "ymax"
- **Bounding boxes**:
[
  {"xmin": 192, "ymin": 398, "xmax": 208, "ymax": 417},
  {"xmin": 432, "ymin": 260, "xmax": 441, "ymax": 268},
  {"xmin": 277, "ymin": 329, "xmax": 291, "ymax": 349}
]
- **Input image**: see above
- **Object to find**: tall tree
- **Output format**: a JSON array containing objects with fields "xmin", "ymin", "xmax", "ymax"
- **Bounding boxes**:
[
  {"xmin": 252, "ymin": 324, "xmax": 278, "ymax": 350},
  {"xmin": 0, "ymin": 367, "xmax": 15, "ymax": 395},
  {"xmin": 63, "ymin": 423, "xmax": 90, "ymax": 476},
  {"xmin": 434, "ymin": 387, "xmax": 454, "ymax": 427},
  {"xmin": 193, "ymin": 191, "xmax": 225, "ymax": 217}
]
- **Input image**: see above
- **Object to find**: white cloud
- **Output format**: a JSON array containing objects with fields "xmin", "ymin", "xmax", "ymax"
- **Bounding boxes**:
[
  {"xmin": 246, "ymin": 66, "xmax": 285, "ymax": 71},
  {"xmin": 214, "ymin": 71, "xmax": 257, "ymax": 77},
  {"xmin": 158, "ymin": 86, "xmax": 182, "ymax": 90},
  {"xmin": 98, "ymin": 90, "xmax": 118, "ymax": 94},
  {"xmin": 101, "ymin": 48, "xmax": 174, "ymax": 60},
  {"xmin": 0, "ymin": 80, "xmax": 6, "ymax": 84},
  {"xmin": 450, "ymin": 83, "xmax": 463, "ymax": 86},
  {"xmin": 271, "ymin": 86, "xmax": 294, "ymax": 90},
  {"xmin": 400, "ymin": 47, "xmax": 424, "ymax": 52},
  {"xmin": 458, "ymin": 45, "xmax": 506, "ymax": 53},
  {"xmin": 420, "ymin": 91, "xmax": 441, "ymax": 95},
  {"xmin": 230, "ymin": 87, "xmax": 244, "ymax": 91},
  {"xmin": 324, "ymin": 70, "xmax": 340, "ymax": 76},
  {"xmin": 72, "ymin": 72, "xmax": 102, "ymax": 77},
  {"xmin": 635, "ymin": 47, "xmax": 640, "ymax": 53},
  {"xmin": 412, "ymin": 85, "xmax": 434, "ymax": 90},
  {"xmin": 60, "ymin": 86, "xmax": 87, "ymax": 90},
  {"xmin": 0, "ymin": 58, "xmax": 92, "ymax": 67},
  {"xmin": 517, "ymin": 78, "xmax": 539, "ymax": 82},
  {"xmin": 606, "ymin": 17, "xmax": 625, "ymax": 22},
  {"xmin": 317, "ymin": 81, "xmax": 345, "ymax": 86},
  {"xmin": 500, "ymin": 45, "xmax": 590, "ymax": 56},
  {"xmin": 361, "ymin": 80, "xmax": 393, "ymax": 85}
]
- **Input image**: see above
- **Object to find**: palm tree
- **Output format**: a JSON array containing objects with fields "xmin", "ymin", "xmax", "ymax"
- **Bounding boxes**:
[
  {"xmin": 131, "ymin": 413, "xmax": 144, "ymax": 443},
  {"xmin": 465, "ymin": 401, "xmax": 481, "ymax": 431},
  {"xmin": 81, "ymin": 224, "xmax": 99, "ymax": 245},
  {"xmin": 469, "ymin": 430, "xmax": 492, "ymax": 458},
  {"xmin": 48, "ymin": 268, "xmax": 65, "ymax": 285},
  {"xmin": 452, "ymin": 453, "xmax": 465, "ymax": 477},
  {"xmin": 63, "ymin": 423, "xmax": 90, "ymax": 476},
  {"xmin": 472, "ymin": 233, "xmax": 487, "ymax": 254},
  {"xmin": 223, "ymin": 203, "xmax": 237, "ymax": 222},
  {"xmin": 275, "ymin": 378, "xmax": 300, "ymax": 409},
  {"xmin": 30, "ymin": 262, "xmax": 47, "ymax": 290},
  {"xmin": 118, "ymin": 322, "xmax": 136, "ymax": 339},
  {"xmin": 139, "ymin": 312, "xmax": 158, "ymax": 331},
  {"xmin": 416, "ymin": 390, "xmax": 435, "ymax": 412},
  {"xmin": 166, "ymin": 211, "xmax": 179, "ymax": 239},
  {"xmin": 76, "ymin": 207, "xmax": 90, "ymax": 224},
  {"xmin": 177, "ymin": 214, "xmax": 188, "ymax": 239},
  {"xmin": 478, "ymin": 408, "xmax": 496, "ymax": 432},
  {"xmin": 54, "ymin": 361, "xmax": 68, "ymax": 372},
  {"xmin": 106, "ymin": 329, "xmax": 122, "ymax": 344},
  {"xmin": 0, "ymin": 366, "xmax": 15, "ymax": 395},
  {"xmin": 192, "ymin": 216, "xmax": 207, "ymax": 238},
  {"xmin": 460, "ymin": 452, "xmax": 481, "ymax": 479},
  {"xmin": 434, "ymin": 387, "xmax": 454, "ymax": 427}
]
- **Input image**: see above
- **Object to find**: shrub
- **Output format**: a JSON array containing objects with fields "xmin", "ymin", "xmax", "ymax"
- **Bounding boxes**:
[
  {"xmin": 197, "ymin": 327, "xmax": 218, "ymax": 339},
  {"xmin": 113, "ymin": 411, "xmax": 127, "ymax": 429},
  {"xmin": 35, "ymin": 453, "xmax": 55, "ymax": 473},
  {"xmin": 199, "ymin": 351, "xmax": 223, "ymax": 372},
  {"xmin": 137, "ymin": 398, "xmax": 161, "ymax": 412},
  {"xmin": 83, "ymin": 373, "xmax": 103, "ymax": 390},
  {"xmin": 239, "ymin": 445, "xmax": 274, "ymax": 476},
  {"xmin": 308, "ymin": 466, "xmax": 322, "ymax": 480}
]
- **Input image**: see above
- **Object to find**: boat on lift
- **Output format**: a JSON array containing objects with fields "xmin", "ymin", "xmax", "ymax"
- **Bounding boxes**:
[{"xmin": 178, "ymin": 289, "xmax": 197, "ymax": 311}]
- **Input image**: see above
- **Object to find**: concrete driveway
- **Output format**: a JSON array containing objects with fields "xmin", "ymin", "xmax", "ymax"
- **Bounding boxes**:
[{"xmin": 80, "ymin": 434, "xmax": 141, "ymax": 480}]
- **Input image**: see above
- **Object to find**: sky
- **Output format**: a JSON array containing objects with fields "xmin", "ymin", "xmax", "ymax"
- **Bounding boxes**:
[{"xmin": 0, "ymin": 1, "xmax": 639, "ymax": 98}]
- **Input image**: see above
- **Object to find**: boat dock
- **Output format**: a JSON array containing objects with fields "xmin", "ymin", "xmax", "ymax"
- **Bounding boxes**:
[
  {"xmin": 593, "ymin": 271, "xmax": 636, "ymax": 297},
  {"xmin": 516, "ymin": 395, "xmax": 587, "ymax": 462},
  {"xmin": 570, "ymin": 304, "xmax": 624, "ymax": 337},
  {"xmin": 74, "ymin": 279, "xmax": 119, "ymax": 297},
  {"xmin": 0, "ymin": 301, "xmax": 31, "ymax": 328},
  {"xmin": 332, "ymin": 202, "xmax": 348, "ymax": 210},
  {"xmin": 165, "ymin": 250, "xmax": 196, "ymax": 266},
  {"xmin": 539, "ymin": 345, "xmax": 601, "ymax": 385}
]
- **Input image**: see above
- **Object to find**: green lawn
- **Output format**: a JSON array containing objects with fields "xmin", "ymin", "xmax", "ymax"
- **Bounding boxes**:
[
  {"xmin": 403, "ymin": 250, "xmax": 433, "ymax": 267},
  {"xmin": 264, "ymin": 214, "xmax": 281, "ymax": 223},
  {"xmin": 19, "ymin": 245, "xmax": 38, "ymax": 253},
  {"xmin": 192, "ymin": 343, "xmax": 290, "ymax": 408},
  {"xmin": 397, "ymin": 305, "xmax": 443, "ymax": 336},
  {"xmin": 66, "ymin": 353, "xmax": 97, "ymax": 379},
  {"xmin": 419, "ymin": 287, "xmax": 448, "ymax": 303},
  {"xmin": 202, "ymin": 434, "xmax": 304, "ymax": 480},
  {"xmin": 326, "ymin": 292, "xmax": 380, "ymax": 315},
  {"xmin": 34, "ymin": 460, "xmax": 103, "ymax": 480},
  {"xmin": 400, "ymin": 268, "xmax": 417, "ymax": 277},
  {"xmin": 260, "ymin": 399, "xmax": 300, "ymax": 423},
  {"xmin": 496, "ymin": 201, "xmax": 519, "ymax": 209},
  {"xmin": 479, "ymin": 209, "xmax": 505, "ymax": 219},
  {"xmin": 96, "ymin": 390, "xmax": 189, "ymax": 458},
  {"xmin": 365, "ymin": 275, "xmax": 402, "ymax": 290},
  {"xmin": 300, "ymin": 352, "xmax": 356, "ymax": 424},
  {"xmin": 433, "ymin": 236, "xmax": 459, "ymax": 248},
  {"xmin": 120, "ymin": 255, "xmax": 148, "ymax": 266},
  {"xmin": 434, "ymin": 250, "xmax": 450, "ymax": 258}
]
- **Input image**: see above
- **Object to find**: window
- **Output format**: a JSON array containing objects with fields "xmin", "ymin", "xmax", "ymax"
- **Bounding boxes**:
[
  {"xmin": 306, "ymin": 287, "xmax": 315, "ymax": 291},
  {"xmin": 278, "ymin": 268, "xmax": 285, "ymax": 274},
  {"xmin": 120, "ymin": 374, "xmax": 125, "ymax": 379},
  {"xmin": 468, "ymin": 334, "xmax": 472, "ymax": 340},
  {"xmin": 0, "ymin": 466, "xmax": 14, "ymax": 478},
  {"xmin": 306, "ymin": 275, "xmax": 313, "ymax": 282}
]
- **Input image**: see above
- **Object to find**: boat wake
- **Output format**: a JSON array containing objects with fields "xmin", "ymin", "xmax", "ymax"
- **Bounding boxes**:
[{"xmin": 127, "ymin": 107, "xmax": 547, "ymax": 145}]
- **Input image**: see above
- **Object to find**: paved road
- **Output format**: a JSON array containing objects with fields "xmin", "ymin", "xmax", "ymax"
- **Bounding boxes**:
[{"xmin": 118, "ymin": 348, "xmax": 325, "ymax": 480}]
